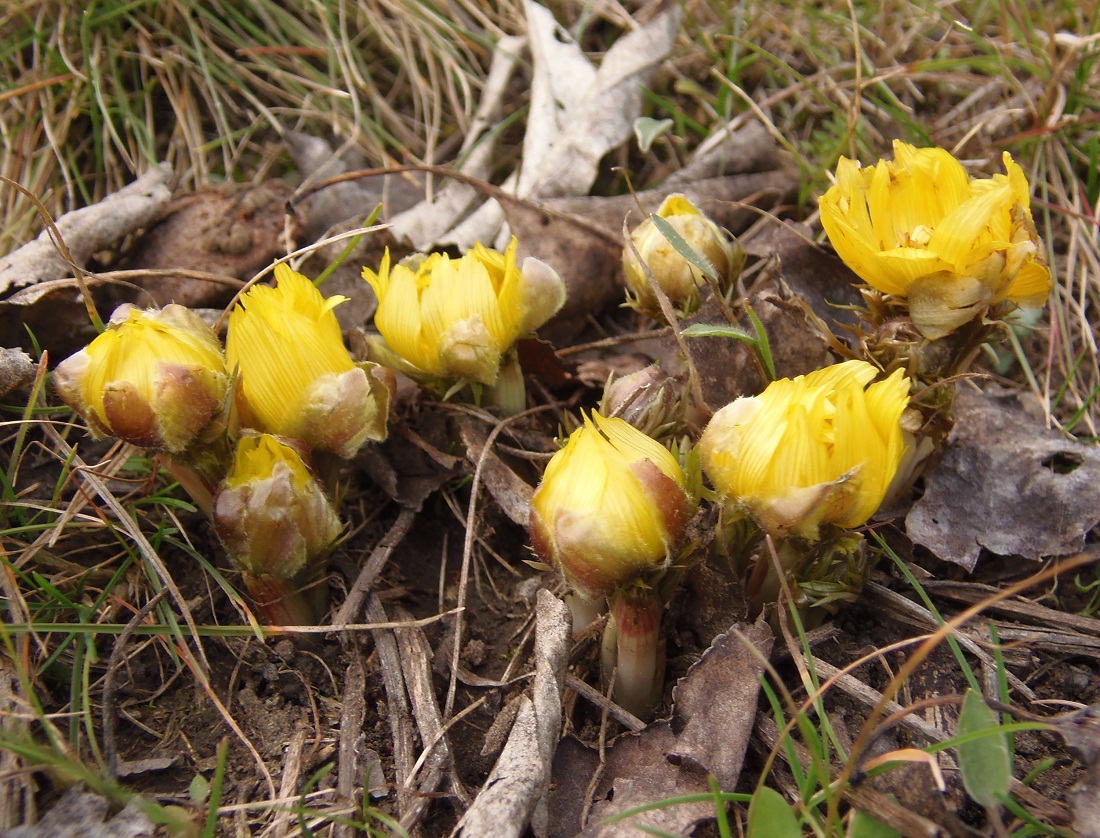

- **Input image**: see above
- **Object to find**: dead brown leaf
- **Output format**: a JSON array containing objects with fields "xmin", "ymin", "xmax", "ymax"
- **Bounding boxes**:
[
  {"xmin": 906, "ymin": 388, "xmax": 1100, "ymax": 570},
  {"xmin": 117, "ymin": 181, "xmax": 296, "ymax": 309},
  {"xmin": 549, "ymin": 619, "xmax": 773, "ymax": 837}
]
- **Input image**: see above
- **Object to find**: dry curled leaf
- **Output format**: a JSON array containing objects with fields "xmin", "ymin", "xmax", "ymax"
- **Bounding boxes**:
[
  {"xmin": 549, "ymin": 619, "xmax": 772, "ymax": 837},
  {"xmin": 906, "ymin": 388, "xmax": 1100, "ymax": 570}
]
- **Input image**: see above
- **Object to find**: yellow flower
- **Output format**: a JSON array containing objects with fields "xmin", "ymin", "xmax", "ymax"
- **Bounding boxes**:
[
  {"xmin": 819, "ymin": 141, "xmax": 1050, "ymax": 339},
  {"xmin": 622, "ymin": 193, "xmax": 743, "ymax": 317},
  {"xmin": 53, "ymin": 304, "xmax": 228, "ymax": 452},
  {"xmin": 529, "ymin": 412, "xmax": 693, "ymax": 601},
  {"xmin": 213, "ymin": 433, "xmax": 342, "ymax": 582},
  {"xmin": 699, "ymin": 361, "xmax": 910, "ymax": 540},
  {"xmin": 226, "ymin": 264, "xmax": 392, "ymax": 458},
  {"xmin": 361, "ymin": 237, "xmax": 566, "ymax": 386}
]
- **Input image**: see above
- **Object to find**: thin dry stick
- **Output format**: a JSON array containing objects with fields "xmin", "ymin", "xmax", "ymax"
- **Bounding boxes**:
[
  {"xmin": 271, "ymin": 728, "xmax": 307, "ymax": 838},
  {"xmin": 102, "ymin": 588, "xmax": 169, "ymax": 779},
  {"xmin": 443, "ymin": 402, "xmax": 560, "ymax": 720},
  {"xmin": 332, "ymin": 506, "xmax": 418, "ymax": 629},
  {"xmin": 335, "ymin": 650, "xmax": 366, "ymax": 838},
  {"xmin": 365, "ymin": 594, "xmax": 417, "ymax": 820},
  {"xmin": 394, "ymin": 611, "xmax": 467, "ymax": 831}
]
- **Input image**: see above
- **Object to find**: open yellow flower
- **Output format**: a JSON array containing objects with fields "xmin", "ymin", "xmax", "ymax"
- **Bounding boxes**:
[
  {"xmin": 622, "ymin": 193, "xmax": 743, "ymax": 318},
  {"xmin": 54, "ymin": 304, "xmax": 228, "ymax": 452},
  {"xmin": 529, "ymin": 412, "xmax": 693, "ymax": 601},
  {"xmin": 226, "ymin": 264, "xmax": 392, "ymax": 458},
  {"xmin": 361, "ymin": 237, "xmax": 566, "ymax": 387},
  {"xmin": 699, "ymin": 361, "xmax": 910, "ymax": 541},
  {"xmin": 819, "ymin": 142, "xmax": 1050, "ymax": 339}
]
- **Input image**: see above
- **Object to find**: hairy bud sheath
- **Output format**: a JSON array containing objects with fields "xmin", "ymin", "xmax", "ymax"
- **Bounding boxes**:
[
  {"xmin": 622, "ymin": 193, "xmax": 743, "ymax": 318},
  {"xmin": 529, "ymin": 412, "xmax": 693, "ymax": 601},
  {"xmin": 54, "ymin": 304, "xmax": 228, "ymax": 453}
]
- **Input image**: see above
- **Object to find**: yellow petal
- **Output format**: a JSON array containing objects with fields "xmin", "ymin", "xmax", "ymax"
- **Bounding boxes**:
[{"xmin": 1002, "ymin": 260, "xmax": 1051, "ymax": 304}]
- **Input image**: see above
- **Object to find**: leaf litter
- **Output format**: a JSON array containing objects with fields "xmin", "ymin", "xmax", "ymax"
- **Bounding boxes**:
[{"xmin": 1, "ymin": 3, "xmax": 1099, "ymax": 837}]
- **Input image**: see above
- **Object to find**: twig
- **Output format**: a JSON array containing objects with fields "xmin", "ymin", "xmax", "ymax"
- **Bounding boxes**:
[
  {"xmin": 334, "ymin": 650, "xmax": 366, "ymax": 838},
  {"xmin": 563, "ymin": 674, "xmax": 645, "ymax": 732},
  {"xmin": 271, "ymin": 729, "xmax": 307, "ymax": 838},
  {"xmin": 365, "ymin": 595, "xmax": 417, "ymax": 820},
  {"xmin": 332, "ymin": 507, "xmax": 417, "ymax": 629},
  {"xmin": 394, "ymin": 608, "xmax": 468, "ymax": 831},
  {"xmin": 103, "ymin": 589, "xmax": 169, "ymax": 779}
]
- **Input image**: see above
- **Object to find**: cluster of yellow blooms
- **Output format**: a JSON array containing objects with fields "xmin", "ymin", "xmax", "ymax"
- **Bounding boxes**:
[
  {"xmin": 53, "ymin": 242, "xmax": 566, "ymax": 624},
  {"xmin": 53, "ymin": 141, "xmax": 1050, "ymax": 714},
  {"xmin": 526, "ymin": 142, "xmax": 1049, "ymax": 716}
]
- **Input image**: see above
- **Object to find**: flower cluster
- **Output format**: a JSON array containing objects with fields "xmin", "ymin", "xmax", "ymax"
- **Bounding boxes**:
[
  {"xmin": 54, "ymin": 263, "xmax": 395, "ymax": 624},
  {"xmin": 55, "ymin": 237, "xmax": 566, "ymax": 625},
  {"xmin": 51, "ymin": 138, "xmax": 1051, "ymax": 722}
]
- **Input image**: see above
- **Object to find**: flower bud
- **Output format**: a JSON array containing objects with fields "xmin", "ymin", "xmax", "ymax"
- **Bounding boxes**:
[
  {"xmin": 700, "ymin": 361, "xmax": 910, "ymax": 541},
  {"xmin": 529, "ymin": 412, "xmax": 693, "ymax": 601},
  {"xmin": 226, "ymin": 264, "xmax": 392, "ymax": 458},
  {"xmin": 819, "ymin": 142, "xmax": 1050, "ymax": 339},
  {"xmin": 53, "ymin": 304, "xmax": 228, "ymax": 453},
  {"xmin": 622, "ymin": 194, "xmax": 743, "ymax": 317},
  {"xmin": 362, "ymin": 237, "xmax": 567, "ymax": 387},
  {"xmin": 213, "ymin": 433, "xmax": 342, "ymax": 582},
  {"xmin": 600, "ymin": 364, "xmax": 683, "ymax": 439}
]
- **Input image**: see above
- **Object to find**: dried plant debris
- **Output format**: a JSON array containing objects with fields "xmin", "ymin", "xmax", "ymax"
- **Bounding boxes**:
[
  {"xmin": 115, "ymin": 181, "xmax": 295, "ymax": 309},
  {"xmin": 548, "ymin": 619, "xmax": 772, "ymax": 836},
  {"xmin": 0, "ymin": 166, "xmax": 171, "ymax": 297},
  {"xmin": 391, "ymin": 4, "xmax": 682, "ymax": 253},
  {"xmin": 0, "ymin": 347, "xmax": 35, "ymax": 398},
  {"xmin": 0, "ymin": 787, "xmax": 155, "ymax": 838},
  {"xmin": 907, "ymin": 388, "xmax": 1100, "ymax": 570},
  {"xmin": 457, "ymin": 591, "xmax": 570, "ymax": 838},
  {"xmin": 1054, "ymin": 704, "xmax": 1100, "ymax": 838}
]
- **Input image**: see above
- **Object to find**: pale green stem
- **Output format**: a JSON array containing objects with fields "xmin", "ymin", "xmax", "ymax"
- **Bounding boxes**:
[
  {"xmin": 601, "ymin": 586, "xmax": 664, "ymax": 721},
  {"xmin": 487, "ymin": 354, "xmax": 526, "ymax": 416},
  {"xmin": 564, "ymin": 592, "xmax": 605, "ymax": 635},
  {"xmin": 157, "ymin": 453, "xmax": 216, "ymax": 520}
]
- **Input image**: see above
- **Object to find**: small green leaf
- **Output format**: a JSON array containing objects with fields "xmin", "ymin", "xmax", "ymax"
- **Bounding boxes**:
[
  {"xmin": 650, "ymin": 214, "xmax": 719, "ymax": 283},
  {"xmin": 747, "ymin": 787, "xmax": 801, "ymax": 838},
  {"xmin": 745, "ymin": 305, "xmax": 776, "ymax": 380},
  {"xmin": 681, "ymin": 323, "xmax": 755, "ymax": 341},
  {"xmin": 189, "ymin": 773, "xmax": 209, "ymax": 804},
  {"xmin": 634, "ymin": 117, "xmax": 674, "ymax": 152},
  {"xmin": 957, "ymin": 688, "xmax": 1012, "ymax": 807},
  {"xmin": 848, "ymin": 809, "xmax": 901, "ymax": 838}
]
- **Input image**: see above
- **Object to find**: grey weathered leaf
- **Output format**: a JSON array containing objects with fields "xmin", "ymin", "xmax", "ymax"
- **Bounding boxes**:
[{"xmin": 907, "ymin": 388, "xmax": 1100, "ymax": 570}]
